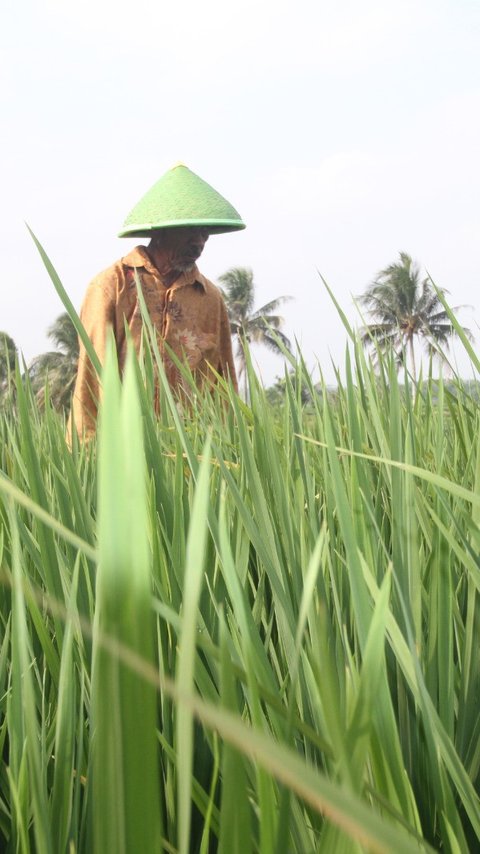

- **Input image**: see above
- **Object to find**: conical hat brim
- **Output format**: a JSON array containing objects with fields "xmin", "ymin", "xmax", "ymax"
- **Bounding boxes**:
[{"xmin": 118, "ymin": 164, "xmax": 246, "ymax": 237}]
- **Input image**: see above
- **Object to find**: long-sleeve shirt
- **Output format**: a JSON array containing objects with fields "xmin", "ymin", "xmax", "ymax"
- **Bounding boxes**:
[{"xmin": 69, "ymin": 245, "xmax": 237, "ymax": 439}]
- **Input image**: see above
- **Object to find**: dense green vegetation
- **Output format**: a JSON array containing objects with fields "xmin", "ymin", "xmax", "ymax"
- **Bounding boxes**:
[
  {"xmin": 1, "ymin": 240, "xmax": 480, "ymax": 852},
  {"xmin": 1, "ymin": 323, "xmax": 480, "ymax": 851}
]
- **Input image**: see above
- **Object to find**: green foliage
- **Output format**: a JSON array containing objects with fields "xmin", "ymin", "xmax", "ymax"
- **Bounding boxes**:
[
  {"xmin": 28, "ymin": 312, "xmax": 79, "ymax": 414},
  {"xmin": 92, "ymin": 343, "xmax": 162, "ymax": 853},
  {"xmin": 358, "ymin": 251, "xmax": 471, "ymax": 380},
  {"xmin": 219, "ymin": 266, "xmax": 292, "ymax": 397},
  {"xmin": 0, "ymin": 333, "xmax": 18, "ymax": 409},
  {"xmin": 1, "ymin": 240, "xmax": 480, "ymax": 851}
]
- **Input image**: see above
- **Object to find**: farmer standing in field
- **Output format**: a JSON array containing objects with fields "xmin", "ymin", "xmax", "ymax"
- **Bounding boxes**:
[{"xmin": 69, "ymin": 163, "xmax": 244, "ymax": 439}]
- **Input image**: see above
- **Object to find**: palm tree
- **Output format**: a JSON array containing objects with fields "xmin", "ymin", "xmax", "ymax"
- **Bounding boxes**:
[
  {"xmin": 0, "ymin": 333, "xmax": 18, "ymax": 394},
  {"xmin": 358, "ymin": 252, "xmax": 471, "ymax": 381},
  {"xmin": 29, "ymin": 312, "xmax": 79, "ymax": 412},
  {"xmin": 218, "ymin": 267, "xmax": 292, "ymax": 399}
]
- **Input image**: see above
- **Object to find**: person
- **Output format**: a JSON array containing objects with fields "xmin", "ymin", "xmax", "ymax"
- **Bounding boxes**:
[{"xmin": 68, "ymin": 163, "xmax": 245, "ymax": 439}]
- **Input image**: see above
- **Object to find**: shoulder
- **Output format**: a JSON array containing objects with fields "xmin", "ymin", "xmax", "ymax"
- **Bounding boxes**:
[
  {"xmin": 83, "ymin": 247, "xmax": 144, "ymax": 303},
  {"xmin": 88, "ymin": 257, "xmax": 123, "ymax": 287},
  {"xmin": 87, "ymin": 247, "xmax": 148, "ymax": 290},
  {"xmin": 195, "ymin": 271, "xmax": 226, "ymax": 304},
  {"xmin": 81, "ymin": 264, "xmax": 119, "ymax": 309}
]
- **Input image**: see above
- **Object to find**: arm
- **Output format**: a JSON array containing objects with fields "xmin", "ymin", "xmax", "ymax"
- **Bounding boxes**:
[{"xmin": 67, "ymin": 276, "xmax": 117, "ymax": 442}]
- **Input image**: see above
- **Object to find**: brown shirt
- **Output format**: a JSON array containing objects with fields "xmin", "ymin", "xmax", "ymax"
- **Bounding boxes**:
[{"xmin": 70, "ymin": 245, "xmax": 237, "ymax": 438}]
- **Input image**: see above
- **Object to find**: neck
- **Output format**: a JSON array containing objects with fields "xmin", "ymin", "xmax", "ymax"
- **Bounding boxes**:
[
  {"xmin": 146, "ymin": 246, "xmax": 183, "ymax": 287},
  {"xmin": 160, "ymin": 269, "xmax": 183, "ymax": 288}
]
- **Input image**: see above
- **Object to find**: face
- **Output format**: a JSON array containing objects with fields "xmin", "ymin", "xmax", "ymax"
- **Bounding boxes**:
[{"xmin": 151, "ymin": 227, "xmax": 210, "ymax": 273}]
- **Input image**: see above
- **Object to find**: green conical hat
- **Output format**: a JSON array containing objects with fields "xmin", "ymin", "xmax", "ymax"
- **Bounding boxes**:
[{"xmin": 118, "ymin": 163, "xmax": 246, "ymax": 237}]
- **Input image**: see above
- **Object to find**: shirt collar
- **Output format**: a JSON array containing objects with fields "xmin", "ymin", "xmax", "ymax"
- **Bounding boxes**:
[
  {"xmin": 122, "ymin": 245, "xmax": 206, "ymax": 291},
  {"xmin": 121, "ymin": 245, "xmax": 158, "ymax": 274}
]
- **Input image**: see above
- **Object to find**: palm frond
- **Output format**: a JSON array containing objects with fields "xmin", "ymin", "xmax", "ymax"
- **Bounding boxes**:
[
  {"xmin": 250, "ymin": 296, "xmax": 292, "ymax": 318},
  {"xmin": 218, "ymin": 267, "xmax": 256, "ymax": 318},
  {"xmin": 218, "ymin": 266, "xmax": 293, "ymax": 391},
  {"xmin": 254, "ymin": 330, "xmax": 292, "ymax": 355},
  {"xmin": 358, "ymin": 252, "xmax": 471, "ymax": 379},
  {"xmin": 46, "ymin": 312, "xmax": 80, "ymax": 357}
]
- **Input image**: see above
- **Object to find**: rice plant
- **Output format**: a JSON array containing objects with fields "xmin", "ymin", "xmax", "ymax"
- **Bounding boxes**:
[{"xmin": 0, "ymin": 237, "xmax": 479, "ymax": 852}]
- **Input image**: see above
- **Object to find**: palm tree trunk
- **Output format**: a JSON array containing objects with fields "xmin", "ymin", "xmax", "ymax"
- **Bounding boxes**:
[
  {"xmin": 409, "ymin": 335, "xmax": 417, "ymax": 384},
  {"xmin": 237, "ymin": 339, "xmax": 248, "ymax": 403}
]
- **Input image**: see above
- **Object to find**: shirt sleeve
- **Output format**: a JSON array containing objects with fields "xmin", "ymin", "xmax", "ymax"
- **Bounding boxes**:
[{"xmin": 67, "ymin": 275, "xmax": 116, "ymax": 442}]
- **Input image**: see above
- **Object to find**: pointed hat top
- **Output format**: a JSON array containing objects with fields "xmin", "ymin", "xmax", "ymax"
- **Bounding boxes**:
[{"xmin": 118, "ymin": 163, "xmax": 246, "ymax": 237}]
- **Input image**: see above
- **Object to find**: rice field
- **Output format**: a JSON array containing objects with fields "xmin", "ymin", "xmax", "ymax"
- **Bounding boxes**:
[{"xmin": 1, "ymin": 243, "xmax": 480, "ymax": 852}]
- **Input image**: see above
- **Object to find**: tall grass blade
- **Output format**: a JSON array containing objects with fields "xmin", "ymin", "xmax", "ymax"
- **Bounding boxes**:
[{"xmin": 92, "ymin": 341, "xmax": 162, "ymax": 854}]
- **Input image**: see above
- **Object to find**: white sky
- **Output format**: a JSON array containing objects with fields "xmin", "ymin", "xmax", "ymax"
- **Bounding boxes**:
[{"xmin": 2, "ymin": 0, "xmax": 480, "ymax": 386}]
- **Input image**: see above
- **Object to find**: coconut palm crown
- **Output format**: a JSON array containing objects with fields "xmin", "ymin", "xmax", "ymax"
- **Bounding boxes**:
[
  {"xmin": 218, "ymin": 267, "xmax": 292, "ymax": 394},
  {"xmin": 358, "ymin": 252, "xmax": 471, "ymax": 380},
  {"xmin": 29, "ymin": 312, "xmax": 79, "ymax": 412}
]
